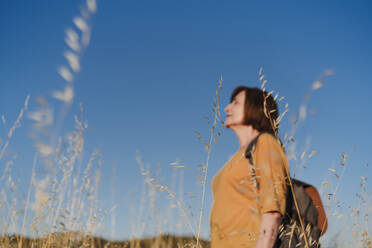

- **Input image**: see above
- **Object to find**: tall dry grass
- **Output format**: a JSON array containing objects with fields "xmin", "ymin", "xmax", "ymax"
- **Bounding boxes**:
[
  {"xmin": 0, "ymin": 0, "xmax": 371, "ymax": 248},
  {"xmin": 127, "ymin": 68, "xmax": 371, "ymax": 248}
]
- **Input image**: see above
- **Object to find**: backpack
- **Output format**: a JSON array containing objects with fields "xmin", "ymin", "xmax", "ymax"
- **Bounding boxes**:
[{"xmin": 245, "ymin": 133, "xmax": 327, "ymax": 248}]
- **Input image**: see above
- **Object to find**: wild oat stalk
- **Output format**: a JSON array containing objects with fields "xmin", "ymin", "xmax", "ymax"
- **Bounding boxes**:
[
  {"xmin": 259, "ymin": 67, "xmax": 311, "ymax": 247},
  {"xmin": 0, "ymin": 95, "xmax": 30, "ymax": 160},
  {"xmin": 260, "ymin": 67, "xmax": 334, "ymax": 248},
  {"xmin": 195, "ymin": 75, "xmax": 224, "ymax": 248},
  {"xmin": 0, "ymin": 95, "xmax": 30, "ymax": 247}
]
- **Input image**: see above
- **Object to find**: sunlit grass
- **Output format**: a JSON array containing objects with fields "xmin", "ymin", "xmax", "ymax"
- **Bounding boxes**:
[{"xmin": 0, "ymin": 0, "xmax": 371, "ymax": 247}]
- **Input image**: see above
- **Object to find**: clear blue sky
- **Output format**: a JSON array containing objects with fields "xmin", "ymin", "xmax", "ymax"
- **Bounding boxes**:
[{"xmin": 1, "ymin": 0, "xmax": 371, "ymax": 242}]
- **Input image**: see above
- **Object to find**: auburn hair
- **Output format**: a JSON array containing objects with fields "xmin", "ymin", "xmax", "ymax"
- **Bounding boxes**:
[{"xmin": 230, "ymin": 86, "xmax": 279, "ymax": 135}]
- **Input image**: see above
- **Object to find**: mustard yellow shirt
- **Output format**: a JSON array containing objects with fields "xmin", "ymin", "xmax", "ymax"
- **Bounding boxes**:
[{"xmin": 210, "ymin": 133, "xmax": 289, "ymax": 248}]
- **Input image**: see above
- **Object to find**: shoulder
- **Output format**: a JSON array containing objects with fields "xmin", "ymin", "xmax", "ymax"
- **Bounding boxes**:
[
  {"xmin": 255, "ymin": 133, "xmax": 285, "ymax": 160},
  {"xmin": 256, "ymin": 133, "xmax": 281, "ymax": 148},
  {"xmin": 255, "ymin": 133, "xmax": 288, "ymax": 166}
]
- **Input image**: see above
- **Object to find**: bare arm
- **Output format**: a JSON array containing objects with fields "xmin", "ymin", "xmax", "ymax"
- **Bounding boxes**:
[{"xmin": 254, "ymin": 212, "xmax": 282, "ymax": 248}]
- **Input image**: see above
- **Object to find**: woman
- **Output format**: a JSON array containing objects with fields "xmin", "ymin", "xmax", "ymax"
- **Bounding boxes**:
[{"xmin": 210, "ymin": 86, "xmax": 289, "ymax": 248}]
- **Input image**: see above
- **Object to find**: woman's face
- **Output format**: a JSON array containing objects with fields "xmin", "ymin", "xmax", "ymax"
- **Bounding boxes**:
[{"xmin": 224, "ymin": 90, "xmax": 245, "ymax": 128}]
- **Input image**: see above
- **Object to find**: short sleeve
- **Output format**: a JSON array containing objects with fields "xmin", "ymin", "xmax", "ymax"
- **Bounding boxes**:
[{"xmin": 254, "ymin": 133, "xmax": 288, "ymax": 215}]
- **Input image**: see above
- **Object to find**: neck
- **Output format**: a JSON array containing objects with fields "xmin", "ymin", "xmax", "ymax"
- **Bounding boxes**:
[{"xmin": 230, "ymin": 125, "xmax": 260, "ymax": 150}]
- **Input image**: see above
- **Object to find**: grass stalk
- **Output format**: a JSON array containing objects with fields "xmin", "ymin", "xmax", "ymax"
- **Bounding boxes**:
[{"xmin": 196, "ymin": 75, "xmax": 223, "ymax": 248}]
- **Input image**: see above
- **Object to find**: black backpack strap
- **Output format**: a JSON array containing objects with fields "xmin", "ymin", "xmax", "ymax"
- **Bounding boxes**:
[
  {"xmin": 244, "ymin": 134, "xmax": 260, "ymax": 164},
  {"xmin": 244, "ymin": 132, "xmax": 274, "ymax": 163}
]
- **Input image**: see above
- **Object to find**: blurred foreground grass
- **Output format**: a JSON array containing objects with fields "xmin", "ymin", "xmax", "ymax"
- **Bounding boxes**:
[{"xmin": 0, "ymin": 234, "xmax": 210, "ymax": 248}]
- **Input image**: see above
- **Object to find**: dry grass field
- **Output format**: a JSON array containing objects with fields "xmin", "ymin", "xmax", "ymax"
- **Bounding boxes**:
[
  {"xmin": 0, "ymin": 233, "xmax": 210, "ymax": 248},
  {"xmin": 1, "ymin": 0, "xmax": 371, "ymax": 247}
]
